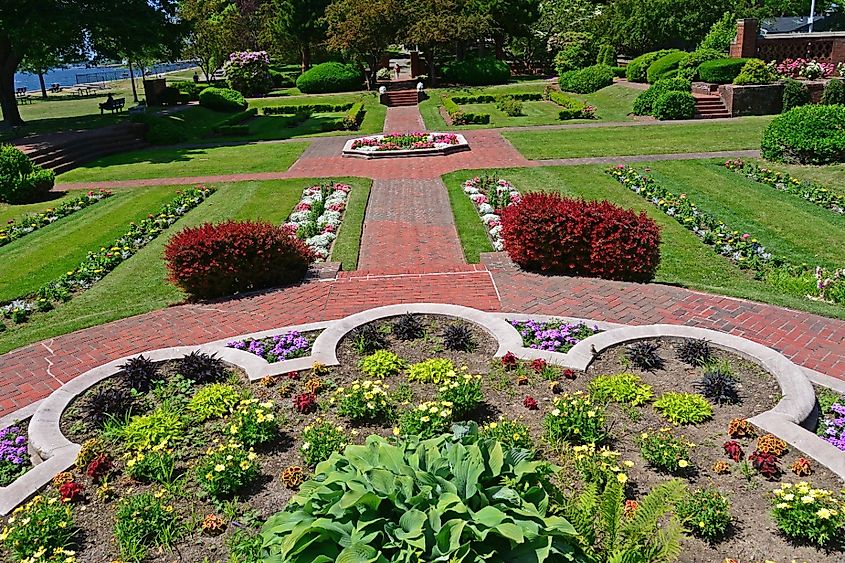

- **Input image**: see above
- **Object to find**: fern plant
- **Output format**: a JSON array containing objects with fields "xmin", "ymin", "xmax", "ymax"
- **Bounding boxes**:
[{"xmin": 562, "ymin": 478, "xmax": 686, "ymax": 563}]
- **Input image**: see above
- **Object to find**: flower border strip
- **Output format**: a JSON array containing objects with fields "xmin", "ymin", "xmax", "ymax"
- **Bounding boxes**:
[
  {"xmin": 462, "ymin": 176, "xmax": 521, "ymax": 251},
  {"xmin": 725, "ymin": 159, "xmax": 844, "ymax": 215},
  {"xmin": 0, "ymin": 190, "xmax": 113, "ymax": 248},
  {"xmin": 1, "ymin": 186, "xmax": 214, "ymax": 325},
  {"xmin": 284, "ymin": 182, "xmax": 351, "ymax": 261},
  {"xmin": 606, "ymin": 165, "xmax": 844, "ymax": 303}
]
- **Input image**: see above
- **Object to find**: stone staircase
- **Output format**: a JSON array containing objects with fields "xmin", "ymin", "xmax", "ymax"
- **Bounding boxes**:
[
  {"xmin": 382, "ymin": 90, "xmax": 420, "ymax": 107},
  {"xmin": 694, "ymin": 94, "xmax": 731, "ymax": 119},
  {"xmin": 16, "ymin": 123, "xmax": 148, "ymax": 175}
]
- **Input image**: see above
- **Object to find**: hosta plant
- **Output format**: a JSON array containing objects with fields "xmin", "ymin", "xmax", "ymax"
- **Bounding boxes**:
[
  {"xmin": 300, "ymin": 419, "xmax": 348, "ymax": 466},
  {"xmin": 407, "ymin": 358, "xmax": 456, "ymax": 384},
  {"xmin": 588, "ymin": 372, "xmax": 653, "ymax": 406},
  {"xmin": 437, "ymin": 372, "xmax": 483, "ymax": 416},
  {"xmin": 544, "ymin": 392, "xmax": 608, "ymax": 445},
  {"xmin": 676, "ymin": 488, "xmax": 732, "ymax": 540},
  {"xmin": 330, "ymin": 379, "xmax": 394, "ymax": 421},
  {"xmin": 653, "ymin": 392, "xmax": 713, "ymax": 425},
  {"xmin": 261, "ymin": 431, "xmax": 583, "ymax": 562},
  {"xmin": 398, "ymin": 401, "xmax": 453, "ymax": 439},
  {"xmin": 637, "ymin": 429, "xmax": 694, "ymax": 473},
  {"xmin": 196, "ymin": 441, "xmax": 259, "ymax": 499},
  {"xmin": 0, "ymin": 494, "xmax": 76, "ymax": 563},
  {"xmin": 771, "ymin": 482, "xmax": 845, "ymax": 546},
  {"xmin": 358, "ymin": 350, "xmax": 406, "ymax": 379}
]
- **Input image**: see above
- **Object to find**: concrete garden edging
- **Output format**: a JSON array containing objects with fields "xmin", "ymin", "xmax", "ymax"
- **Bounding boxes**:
[{"xmin": 342, "ymin": 133, "xmax": 469, "ymax": 159}]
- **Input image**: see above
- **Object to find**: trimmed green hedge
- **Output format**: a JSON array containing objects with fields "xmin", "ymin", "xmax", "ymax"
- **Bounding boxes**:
[
  {"xmin": 547, "ymin": 90, "xmax": 593, "ymax": 120},
  {"xmin": 647, "ymin": 51, "xmax": 689, "ymax": 83},
  {"xmin": 262, "ymin": 103, "xmax": 355, "ymax": 115},
  {"xmin": 131, "ymin": 114, "xmax": 189, "ymax": 145},
  {"xmin": 632, "ymin": 77, "xmax": 691, "ymax": 116},
  {"xmin": 296, "ymin": 62, "xmax": 363, "ymax": 94},
  {"xmin": 212, "ymin": 108, "xmax": 258, "ymax": 135},
  {"xmin": 443, "ymin": 57, "xmax": 510, "ymax": 86},
  {"xmin": 449, "ymin": 93, "xmax": 542, "ymax": 104},
  {"xmin": 215, "ymin": 125, "xmax": 250, "ymax": 136},
  {"xmin": 761, "ymin": 104, "xmax": 845, "ymax": 164},
  {"xmin": 626, "ymin": 50, "xmax": 677, "ymax": 82},
  {"xmin": 341, "ymin": 102, "xmax": 366, "ymax": 130},
  {"xmin": 198, "ymin": 87, "xmax": 248, "ymax": 112},
  {"xmin": 442, "ymin": 96, "xmax": 490, "ymax": 124},
  {"xmin": 611, "ymin": 66, "xmax": 626, "ymax": 78},
  {"xmin": 677, "ymin": 49, "xmax": 723, "ymax": 80},
  {"xmin": 0, "ymin": 144, "xmax": 55, "ymax": 204},
  {"xmin": 559, "ymin": 64, "xmax": 614, "ymax": 94},
  {"xmin": 697, "ymin": 58, "xmax": 752, "ymax": 84},
  {"xmin": 653, "ymin": 91, "xmax": 696, "ymax": 120}
]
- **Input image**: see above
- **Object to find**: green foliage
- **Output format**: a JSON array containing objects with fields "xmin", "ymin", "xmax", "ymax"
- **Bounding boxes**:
[
  {"xmin": 125, "ymin": 447, "xmax": 177, "ymax": 484},
  {"xmin": 636, "ymin": 428, "xmax": 694, "ymax": 473},
  {"xmin": 300, "ymin": 419, "xmax": 348, "ymax": 466},
  {"xmin": 733, "ymin": 58, "xmax": 778, "ymax": 85},
  {"xmin": 407, "ymin": 358, "xmax": 456, "ymax": 384},
  {"xmin": 131, "ymin": 114, "xmax": 190, "ymax": 145},
  {"xmin": 653, "ymin": 91, "xmax": 696, "ymax": 120},
  {"xmin": 762, "ymin": 104, "xmax": 845, "ymax": 164},
  {"xmin": 359, "ymin": 350, "xmax": 406, "ymax": 379},
  {"xmin": 437, "ymin": 372, "xmax": 483, "ymax": 417},
  {"xmin": 545, "ymin": 392, "xmax": 608, "ymax": 445},
  {"xmin": 626, "ymin": 50, "xmax": 676, "ymax": 82},
  {"xmin": 559, "ymin": 64, "xmax": 615, "ymax": 94},
  {"xmin": 561, "ymin": 478, "xmax": 686, "ymax": 563},
  {"xmin": 480, "ymin": 417, "xmax": 533, "ymax": 450},
  {"xmin": 782, "ymin": 77, "xmax": 811, "ymax": 111},
  {"xmin": 198, "ymin": 87, "xmax": 248, "ymax": 112},
  {"xmin": 677, "ymin": 48, "xmax": 723, "ymax": 80},
  {"xmin": 227, "ymin": 399, "xmax": 278, "ymax": 447},
  {"xmin": 227, "ymin": 528, "xmax": 263, "ymax": 563},
  {"xmin": 443, "ymin": 56, "xmax": 511, "ymax": 86},
  {"xmin": 114, "ymin": 492, "xmax": 184, "ymax": 562},
  {"xmin": 597, "ymin": 44, "xmax": 617, "ymax": 66},
  {"xmin": 296, "ymin": 62, "xmax": 364, "ymax": 94},
  {"xmin": 0, "ymin": 144, "xmax": 55, "ymax": 204},
  {"xmin": 653, "ymin": 392, "xmax": 712, "ymax": 424},
  {"xmin": 496, "ymin": 96, "xmax": 524, "ymax": 117},
  {"xmin": 107, "ymin": 404, "xmax": 185, "ymax": 452},
  {"xmin": 398, "ymin": 400, "xmax": 453, "ymax": 439},
  {"xmin": 261, "ymin": 431, "xmax": 582, "ymax": 561},
  {"xmin": 0, "ymin": 494, "xmax": 75, "ymax": 562},
  {"xmin": 821, "ymin": 78, "xmax": 845, "ymax": 105},
  {"xmin": 699, "ymin": 12, "xmax": 736, "ymax": 53},
  {"xmin": 676, "ymin": 488, "xmax": 732, "ymax": 540},
  {"xmin": 632, "ymin": 77, "xmax": 691, "ymax": 116},
  {"xmin": 647, "ymin": 51, "xmax": 688, "ymax": 83},
  {"xmin": 697, "ymin": 58, "xmax": 751, "ymax": 84},
  {"xmin": 442, "ymin": 96, "xmax": 490, "ymax": 125},
  {"xmin": 341, "ymin": 101, "xmax": 366, "ymax": 130},
  {"xmin": 771, "ymin": 482, "xmax": 845, "ymax": 547},
  {"xmin": 588, "ymin": 372, "xmax": 653, "ymax": 405},
  {"xmin": 188, "ymin": 383, "xmax": 243, "ymax": 421},
  {"xmin": 331, "ymin": 379, "xmax": 394, "ymax": 421},
  {"xmin": 195, "ymin": 441, "xmax": 259, "ymax": 499},
  {"xmin": 611, "ymin": 66, "xmax": 626, "ymax": 78},
  {"xmin": 553, "ymin": 31, "xmax": 597, "ymax": 73},
  {"xmin": 172, "ymin": 80, "xmax": 207, "ymax": 100},
  {"xmin": 567, "ymin": 444, "xmax": 632, "ymax": 489}
]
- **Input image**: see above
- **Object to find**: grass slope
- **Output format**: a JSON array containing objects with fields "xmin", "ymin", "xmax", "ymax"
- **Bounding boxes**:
[{"xmin": 0, "ymin": 190, "xmax": 86, "ymax": 224}]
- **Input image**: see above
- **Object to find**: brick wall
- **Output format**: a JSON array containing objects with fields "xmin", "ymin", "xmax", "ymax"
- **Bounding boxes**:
[{"xmin": 731, "ymin": 18, "xmax": 845, "ymax": 64}]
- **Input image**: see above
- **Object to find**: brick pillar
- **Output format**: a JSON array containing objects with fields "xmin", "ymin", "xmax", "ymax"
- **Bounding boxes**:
[
  {"xmin": 730, "ymin": 19, "xmax": 759, "ymax": 59},
  {"xmin": 831, "ymin": 37, "xmax": 845, "ymax": 65}
]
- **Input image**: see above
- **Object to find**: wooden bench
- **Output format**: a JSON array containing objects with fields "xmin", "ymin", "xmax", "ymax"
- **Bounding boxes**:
[{"xmin": 99, "ymin": 97, "xmax": 126, "ymax": 114}]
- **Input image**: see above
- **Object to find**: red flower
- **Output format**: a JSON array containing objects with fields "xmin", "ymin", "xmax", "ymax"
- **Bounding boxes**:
[
  {"xmin": 562, "ymin": 369, "xmax": 576, "ymax": 380},
  {"xmin": 530, "ymin": 358, "xmax": 547, "ymax": 373},
  {"xmin": 59, "ymin": 481, "xmax": 84, "ymax": 502},
  {"xmin": 501, "ymin": 352, "xmax": 518, "ymax": 370},
  {"xmin": 287, "ymin": 371, "xmax": 301, "ymax": 380},
  {"xmin": 523, "ymin": 396, "xmax": 538, "ymax": 410}
]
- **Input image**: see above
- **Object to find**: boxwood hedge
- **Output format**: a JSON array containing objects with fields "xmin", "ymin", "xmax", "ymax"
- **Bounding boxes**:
[
  {"xmin": 761, "ymin": 104, "xmax": 845, "ymax": 164},
  {"xmin": 295, "ymin": 62, "xmax": 364, "ymax": 94}
]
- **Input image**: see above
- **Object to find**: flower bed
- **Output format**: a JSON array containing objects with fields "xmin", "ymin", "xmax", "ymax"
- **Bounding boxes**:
[
  {"xmin": 283, "ymin": 182, "xmax": 351, "ymax": 260},
  {"xmin": 227, "ymin": 330, "xmax": 316, "ymax": 363},
  {"xmin": 342, "ymin": 132, "xmax": 468, "ymax": 158},
  {"xmin": 509, "ymin": 318, "xmax": 601, "ymax": 352},
  {"xmin": 775, "ymin": 58, "xmax": 835, "ymax": 79},
  {"xmin": 462, "ymin": 174, "xmax": 521, "ymax": 250},
  {"xmin": 6, "ymin": 315, "xmax": 845, "ymax": 562},
  {"xmin": 0, "ymin": 423, "xmax": 28, "ymax": 487},
  {"xmin": 724, "ymin": 159, "xmax": 844, "ymax": 214},
  {"xmin": 0, "ymin": 190, "xmax": 112, "ymax": 248},
  {"xmin": 0, "ymin": 186, "xmax": 213, "ymax": 327},
  {"xmin": 607, "ymin": 165, "xmax": 845, "ymax": 304}
]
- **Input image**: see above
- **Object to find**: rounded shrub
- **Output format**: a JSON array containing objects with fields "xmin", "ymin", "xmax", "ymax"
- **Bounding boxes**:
[
  {"xmin": 164, "ymin": 220, "xmax": 315, "ymax": 299},
  {"xmin": 224, "ymin": 51, "xmax": 272, "ymax": 97},
  {"xmin": 0, "ymin": 144, "xmax": 55, "ymax": 203},
  {"xmin": 553, "ymin": 32, "xmax": 597, "ymax": 74},
  {"xmin": 822, "ymin": 78, "xmax": 845, "ymax": 105},
  {"xmin": 626, "ymin": 50, "xmax": 676, "ymax": 82},
  {"xmin": 782, "ymin": 77, "xmax": 810, "ymax": 111},
  {"xmin": 499, "ymin": 192, "xmax": 661, "ymax": 282},
  {"xmin": 647, "ymin": 51, "xmax": 689, "ymax": 83},
  {"xmin": 198, "ymin": 87, "xmax": 248, "ymax": 112},
  {"xmin": 296, "ymin": 62, "xmax": 364, "ymax": 94},
  {"xmin": 697, "ymin": 58, "xmax": 751, "ymax": 84},
  {"xmin": 597, "ymin": 43, "xmax": 616, "ymax": 66},
  {"xmin": 443, "ymin": 56, "xmax": 510, "ymax": 86},
  {"xmin": 761, "ymin": 104, "xmax": 845, "ymax": 164},
  {"xmin": 131, "ymin": 114, "xmax": 189, "ymax": 145},
  {"xmin": 653, "ymin": 91, "xmax": 696, "ymax": 120},
  {"xmin": 633, "ymin": 77, "xmax": 691, "ymax": 116},
  {"xmin": 677, "ymin": 48, "xmax": 723, "ymax": 80},
  {"xmin": 559, "ymin": 64, "xmax": 614, "ymax": 94},
  {"xmin": 732, "ymin": 58, "xmax": 777, "ymax": 85}
]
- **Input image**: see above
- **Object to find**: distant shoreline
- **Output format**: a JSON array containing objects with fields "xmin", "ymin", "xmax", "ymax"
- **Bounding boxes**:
[{"xmin": 14, "ymin": 62, "xmax": 198, "ymax": 92}]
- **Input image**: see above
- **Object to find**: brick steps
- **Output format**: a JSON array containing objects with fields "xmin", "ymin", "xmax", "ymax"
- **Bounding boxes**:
[
  {"xmin": 382, "ymin": 89, "xmax": 419, "ymax": 107},
  {"xmin": 694, "ymin": 94, "xmax": 731, "ymax": 119}
]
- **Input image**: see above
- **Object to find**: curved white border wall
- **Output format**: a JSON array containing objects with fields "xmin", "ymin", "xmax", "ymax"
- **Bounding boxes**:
[
  {"xmin": 342, "ymin": 133, "xmax": 470, "ymax": 159},
  {"xmin": 1, "ymin": 303, "xmax": 841, "ymax": 515}
]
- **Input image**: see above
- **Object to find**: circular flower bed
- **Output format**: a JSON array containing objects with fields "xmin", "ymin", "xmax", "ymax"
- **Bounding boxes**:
[{"xmin": 342, "ymin": 132, "xmax": 469, "ymax": 158}]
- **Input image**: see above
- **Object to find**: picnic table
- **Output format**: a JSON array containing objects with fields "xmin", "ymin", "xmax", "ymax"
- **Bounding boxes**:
[
  {"xmin": 50, "ymin": 83, "xmax": 62, "ymax": 93},
  {"xmin": 14, "ymin": 88, "xmax": 31, "ymax": 104},
  {"xmin": 73, "ymin": 85, "xmax": 98, "ymax": 97}
]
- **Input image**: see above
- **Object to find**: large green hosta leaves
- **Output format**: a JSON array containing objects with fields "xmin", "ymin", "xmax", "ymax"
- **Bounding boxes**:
[{"xmin": 261, "ymin": 429, "xmax": 585, "ymax": 562}]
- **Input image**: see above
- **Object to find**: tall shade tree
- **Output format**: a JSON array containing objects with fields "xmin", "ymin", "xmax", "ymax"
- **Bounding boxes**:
[
  {"xmin": 181, "ymin": 0, "xmax": 244, "ymax": 81},
  {"xmin": 19, "ymin": 44, "xmax": 78, "ymax": 100},
  {"xmin": 474, "ymin": 0, "xmax": 541, "ymax": 57},
  {"xmin": 323, "ymin": 0, "xmax": 403, "ymax": 89},
  {"xmin": 264, "ymin": 0, "xmax": 331, "ymax": 73}
]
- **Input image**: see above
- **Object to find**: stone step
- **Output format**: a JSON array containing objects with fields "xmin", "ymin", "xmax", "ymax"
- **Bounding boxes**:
[
  {"xmin": 693, "ymin": 94, "xmax": 730, "ymax": 119},
  {"xmin": 19, "ymin": 124, "xmax": 148, "ymax": 174}
]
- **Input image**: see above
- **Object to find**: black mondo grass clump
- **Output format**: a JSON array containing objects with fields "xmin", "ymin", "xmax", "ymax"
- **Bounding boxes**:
[
  {"xmin": 625, "ymin": 342, "xmax": 664, "ymax": 371},
  {"xmin": 675, "ymin": 338, "xmax": 712, "ymax": 367},
  {"xmin": 118, "ymin": 355, "xmax": 159, "ymax": 393},
  {"xmin": 393, "ymin": 313, "xmax": 425, "ymax": 341},
  {"xmin": 695, "ymin": 363, "xmax": 741, "ymax": 405},
  {"xmin": 78, "ymin": 384, "xmax": 135, "ymax": 429},
  {"xmin": 442, "ymin": 323, "xmax": 477, "ymax": 352},
  {"xmin": 178, "ymin": 351, "xmax": 228, "ymax": 383},
  {"xmin": 351, "ymin": 324, "xmax": 388, "ymax": 355}
]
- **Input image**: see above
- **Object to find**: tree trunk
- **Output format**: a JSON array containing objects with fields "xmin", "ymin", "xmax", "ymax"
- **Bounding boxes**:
[
  {"xmin": 428, "ymin": 47, "xmax": 437, "ymax": 87},
  {"xmin": 128, "ymin": 59, "xmax": 138, "ymax": 103},
  {"xmin": 494, "ymin": 34, "xmax": 505, "ymax": 59},
  {"xmin": 0, "ymin": 40, "xmax": 24, "ymax": 128},
  {"xmin": 300, "ymin": 44, "xmax": 311, "ymax": 74},
  {"xmin": 38, "ymin": 72, "xmax": 48, "ymax": 99}
]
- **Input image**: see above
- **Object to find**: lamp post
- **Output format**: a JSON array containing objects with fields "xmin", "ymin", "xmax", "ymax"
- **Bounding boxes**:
[{"xmin": 808, "ymin": 0, "xmax": 816, "ymax": 32}]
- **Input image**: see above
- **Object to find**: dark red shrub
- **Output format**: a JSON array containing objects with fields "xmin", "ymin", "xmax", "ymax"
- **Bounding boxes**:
[
  {"xmin": 164, "ymin": 221, "xmax": 315, "ymax": 299},
  {"xmin": 499, "ymin": 193, "xmax": 661, "ymax": 282},
  {"xmin": 723, "ymin": 440, "xmax": 743, "ymax": 462},
  {"xmin": 523, "ymin": 396, "xmax": 539, "ymax": 410},
  {"xmin": 293, "ymin": 392, "xmax": 317, "ymax": 414},
  {"xmin": 501, "ymin": 352, "xmax": 518, "ymax": 370},
  {"xmin": 749, "ymin": 449, "xmax": 781, "ymax": 479},
  {"xmin": 86, "ymin": 453, "xmax": 113, "ymax": 481},
  {"xmin": 59, "ymin": 481, "xmax": 84, "ymax": 502}
]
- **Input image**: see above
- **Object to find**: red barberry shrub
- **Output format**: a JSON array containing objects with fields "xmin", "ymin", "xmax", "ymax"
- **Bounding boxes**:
[
  {"xmin": 499, "ymin": 193, "xmax": 661, "ymax": 282},
  {"xmin": 164, "ymin": 220, "xmax": 315, "ymax": 299}
]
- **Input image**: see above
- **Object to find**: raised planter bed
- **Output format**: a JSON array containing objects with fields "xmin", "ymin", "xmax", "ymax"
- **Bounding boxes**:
[{"xmin": 342, "ymin": 132, "xmax": 469, "ymax": 159}]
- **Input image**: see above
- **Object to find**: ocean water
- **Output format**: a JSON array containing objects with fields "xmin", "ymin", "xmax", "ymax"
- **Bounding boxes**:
[{"xmin": 14, "ymin": 61, "xmax": 197, "ymax": 91}]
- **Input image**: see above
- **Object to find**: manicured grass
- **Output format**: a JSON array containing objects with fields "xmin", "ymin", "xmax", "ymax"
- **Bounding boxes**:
[
  {"xmin": 0, "ymin": 177, "xmax": 369, "ymax": 355},
  {"xmin": 57, "ymin": 142, "xmax": 308, "ymax": 183},
  {"xmin": 444, "ymin": 178, "xmax": 493, "ymax": 263},
  {"xmin": 748, "ymin": 159, "xmax": 845, "ymax": 198},
  {"xmin": 502, "ymin": 117, "xmax": 773, "ymax": 159},
  {"xmin": 0, "ymin": 190, "xmax": 85, "ymax": 224},
  {"xmin": 247, "ymin": 93, "xmax": 386, "ymax": 138},
  {"xmin": 331, "ymin": 181, "xmax": 372, "ymax": 270},
  {"xmin": 0, "ymin": 186, "xmax": 181, "ymax": 302},
  {"xmin": 442, "ymin": 164, "xmax": 845, "ymax": 319},
  {"xmin": 579, "ymin": 85, "xmax": 641, "ymax": 122}
]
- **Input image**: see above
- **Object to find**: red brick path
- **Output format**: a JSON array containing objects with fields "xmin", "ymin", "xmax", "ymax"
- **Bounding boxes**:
[{"xmin": 383, "ymin": 105, "xmax": 426, "ymax": 132}]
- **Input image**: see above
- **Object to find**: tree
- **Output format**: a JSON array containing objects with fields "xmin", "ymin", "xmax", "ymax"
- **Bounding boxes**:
[
  {"xmin": 324, "ymin": 0, "xmax": 403, "ymax": 89},
  {"xmin": 474, "ymin": 0, "xmax": 541, "ymax": 57},
  {"xmin": 19, "ymin": 46, "xmax": 71, "ymax": 100},
  {"xmin": 264, "ymin": 0, "xmax": 331, "ymax": 73},
  {"xmin": 181, "ymin": 0, "xmax": 243, "ymax": 81}
]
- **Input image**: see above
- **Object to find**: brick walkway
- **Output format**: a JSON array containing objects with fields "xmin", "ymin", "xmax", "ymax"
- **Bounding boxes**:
[{"xmin": 383, "ymin": 105, "xmax": 426, "ymax": 132}]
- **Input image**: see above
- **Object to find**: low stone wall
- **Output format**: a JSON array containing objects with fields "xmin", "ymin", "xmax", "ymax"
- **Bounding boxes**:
[{"xmin": 718, "ymin": 81, "xmax": 827, "ymax": 116}]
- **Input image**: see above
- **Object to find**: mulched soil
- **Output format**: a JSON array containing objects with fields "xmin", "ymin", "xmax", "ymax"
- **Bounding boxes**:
[{"xmin": 3, "ymin": 317, "xmax": 843, "ymax": 563}]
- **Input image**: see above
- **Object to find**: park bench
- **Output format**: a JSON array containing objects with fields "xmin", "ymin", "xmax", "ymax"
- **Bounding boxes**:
[
  {"xmin": 99, "ymin": 97, "xmax": 126, "ymax": 114},
  {"xmin": 50, "ymin": 83, "xmax": 62, "ymax": 93},
  {"xmin": 14, "ymin": 88, "xmax": 31, "ymax": 105}
]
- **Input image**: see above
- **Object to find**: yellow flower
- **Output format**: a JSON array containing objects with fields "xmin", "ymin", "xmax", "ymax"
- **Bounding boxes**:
[
  {"xmin": 240, "ymin": 461, "xmax": 251, "ymax": 470},
  {"xmin": 489, "ymin": 422, "xmax": 498, "ymax": 429},
  {"xmin": 393, "ymin": 427, "xmax": 400, "ymax": 436},
  {"xmin": 776, "ymin": 502, "xmax": 790, "ymax": 509},
  {"xmin": 617, "ymin": 473, "xmax": 628, "ymax": 484},
  {"xmin": 214, "ymin": 464, "xmax": 225, "ymax": 472},
  {"xmin": 513, "ymin": 433, "xmax": 521, "ymax": 441},
  {"xmin": 816, "ymin": 508, "xmax": 832, "ymax": 519},
  {"xmin": 678, "ymin": 460, "xmax": 689, "ymax": 468},
  {"xmin": 623, "ymin": 460, "xmax": 634, "ymax": 468},
  {"xmin": 801, "ymin": 496, "xmax": 815, "ymax": 504},
  {"xmin": 247, "ymin": 452, "xmax": 257, "ymax": 461},
  {"xmin": 421, "ymin": 416, "xmax": 430, "ymax": 422}
]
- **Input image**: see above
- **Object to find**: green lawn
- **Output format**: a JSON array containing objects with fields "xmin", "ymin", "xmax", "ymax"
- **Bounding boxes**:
[
  {"xmin": 57, "ymin": 141, "xmax": 308, "ymax": 183},
  {"xmin": 0, "ymin": 190, "xmax": 86, "ymax": 224},
  {"xmin": 331, "ymin": 181, "xmax": 371, "ymax": 270},
  {"xmin": 502, "ymin": 117, "xmax": 773, "ymax": 159},
  {"xmin": 747, "ymin": 159, "xmax": 845, "ymax": 198},
  {"xmin": 442, "ymin": 164, "xmax": 845, "ymax": 319},
  {"xmin": 0, "ymin": 177, "xmax": 370, "ymax": 354}
]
